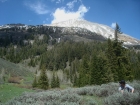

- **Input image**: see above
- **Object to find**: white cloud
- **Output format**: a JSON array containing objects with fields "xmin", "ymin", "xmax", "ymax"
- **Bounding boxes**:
[
  {"xmin": 56, "ymin": 0, "xmax": 64, "ymax": 4},
  {"xmin": 25, "ymin": 1, "xmax": 49, "ymax": 15},
  {"xmin": 111, "ymin": 23, "xmax": 116, "ymax": 28},
  {"xmin": 51, "ymin": 4, "xmax": 89, "ymax": 23},
  {"xmin": 67, "ymin": 0, "xmax": 77, "ymax": 9}
]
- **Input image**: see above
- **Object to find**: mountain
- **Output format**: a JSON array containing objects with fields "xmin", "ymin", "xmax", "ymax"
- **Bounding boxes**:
[
  {"xmin": 0, "ymin": 19, "xmax": 140, "ymax": 45},
  {"xmin": 49, "ymin": 19, "xmax": 140, "ymax": 45}
]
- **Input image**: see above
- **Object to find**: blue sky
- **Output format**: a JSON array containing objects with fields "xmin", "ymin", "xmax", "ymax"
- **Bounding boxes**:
[{"xmin": 0, "ymin": 0, "xmax": 140, "ymax": 39}]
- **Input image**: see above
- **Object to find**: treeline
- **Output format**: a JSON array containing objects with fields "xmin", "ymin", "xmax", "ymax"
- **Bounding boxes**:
[
  {"xmin": 1, "ymin": 36, "xmax": 140, "ymax": 87},
  {"xmin": 39, "ymin": 41, "xmax": 106, "ymax": 70},
  {"xmin": 38, "ymin": 40, "xmax": 140, "ymax": 86}
]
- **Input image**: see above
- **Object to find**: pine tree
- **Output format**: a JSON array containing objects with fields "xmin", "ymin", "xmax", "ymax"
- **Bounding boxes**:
[
  {"xmin": 114, "ymin": 23, "xmax": 122, "ymax": 41},
  {"xmin": 51, "ymin": 72, "xmax": 56, "ymax": 88},
  {"xmin": 56, "ymin": 75, "xmax": 60, "ymax": 88},
  {"xmin": 78, "ymin": 55, "xmax": 90, "ymax": 87},
  {"xmin": 73, "ymin": 74, "xmax": 77, "ymax": 87},
  {"xmin": 98, "ymin": 54, "xmax": 113, "ymax": 84},
  {"xmin": 106, "ymin": 23, "xmax": 134, "ymax": 82},
  {"xmin": 32, "ymin": 75, "xmax": 37, "ymax": 88},
  {"xmin": 106, "ymin": 38, "xmax": 118, "ymax": 81},
  {"xmin": 89, "ymin": 53, "xmax": 102, "ymax": 85},
  {"xmin": 38, "ymin": 66, "xmax": 49, "ymax": 90}
]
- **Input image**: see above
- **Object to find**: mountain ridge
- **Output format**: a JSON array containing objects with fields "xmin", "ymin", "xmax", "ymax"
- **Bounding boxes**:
[
  {"xmin": 48, "ymin": 19, "xmax": 140, "ymax": 45},
  {"xmin": 0, "ymin": 19, "xmax": 140, "ymax": 45}
]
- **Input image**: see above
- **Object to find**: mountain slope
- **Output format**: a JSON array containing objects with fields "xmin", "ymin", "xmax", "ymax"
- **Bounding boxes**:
[
  {"xmin": 49, "ymin": 19, "xmax": 140, "ymax": 45},
  {"xmin": 0, "ymin": 58, "xmax": 32, "ymax": 77}
]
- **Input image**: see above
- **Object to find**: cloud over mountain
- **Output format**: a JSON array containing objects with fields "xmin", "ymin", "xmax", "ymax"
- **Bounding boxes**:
[
  {"xmin": 67, "ymin": 0, "xmax": 77, "ymax": 9},
  {"xmin": 111, "ymin": 23, "xmax": 116, "ymax": 28},
  {"xmin": 51, "ymin": 4, "xmax": 89, "ymax": 23}
]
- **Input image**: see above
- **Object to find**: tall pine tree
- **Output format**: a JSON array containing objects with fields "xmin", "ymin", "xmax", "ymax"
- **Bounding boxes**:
[
  {"xmin": 107, "ymin": 23, "xmax": 134, "ymax": 82},
  {"xmin": 38, "ymin": 66, "xmax": 49, "ymax": 90},
  {"xmin": 32, "ymin": 75, "xmax": 37, "ymax": 88},
  {"xmin": 51, "ymin": 72, "xmax": 56, "ymax": 88}
]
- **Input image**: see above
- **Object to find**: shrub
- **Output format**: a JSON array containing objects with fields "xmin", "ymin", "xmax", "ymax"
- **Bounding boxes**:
[
  {"xmin": 74, "ymin": 82, "xmax": 118, "ymax": 97},
  {"xmin": 75, "ymin": 87, "xmax": 89, "ymax": 95},
  {"xmin": 86, "ymin": 99, "xmax": 98, "ymax": 105},
  {"xmin": 8, "ymin": 77, "xmax": 22, "ymax": 84},
  {"xmin": 61, "ymin": 93, "xmax": 81, "ymax": 103},
  {"xmin": 45, "ymin": 100, "xmax": 61, "ymax": 105},
  {"xmin": 130, "ymin": 80, "xmax": 140, "ymax": 93},
  {"xmin": 60, "ymin": 101, "xmax": 78, "ymax": 105},
  {"xmin": 104, "ymin": 92, "xmax": 140, "ymax": 105},
  {"xmin": 6, "ymin": 80, "xmax": 140, "ymax": 105}
]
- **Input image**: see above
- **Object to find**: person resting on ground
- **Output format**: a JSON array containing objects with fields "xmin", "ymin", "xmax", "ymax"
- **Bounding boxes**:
[{"xmin": 119, "ymin": 80, "xmax": 134, "ymax": 93}]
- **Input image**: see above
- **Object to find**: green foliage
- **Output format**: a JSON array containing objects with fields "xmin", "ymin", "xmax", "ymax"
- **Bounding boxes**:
[
  {"xmin": 40, "ymin": 41, "xmax": 107, "ymax": 70},
  {"xmin": 28, "ymin": 58, "xmax": 35, "ymax": 67},
  {"xmin": 78, "ymin": 54, "xmax": 90, "ymax": 87},
  {"xmin": 32, "ymin": 76, "xmax": 37, "ymax": 88},
  {"xmin": 89, "ymin": 53, "xmax": 109, "ymax": 85},
  {"xmin": 51, "ymin": 72, "xmax": 56, "ymax": 88},
  {"xmin": 105, "ymin": 24, "xmax": 134, "ymax": 82},
  {"xmin": 38, "ymin": 67, "xmax": 49, "ymax": 90},
  {"xmin": 130, "ymin": 51, "xmax": 140, "ymax": 80},
  {"xmin": 0, "ymin": 35, "xmax": 48, "ymax": 64},
  {"xmin": 114, "ymin": 23, "xmax": 122, "ymax": 41},
  {"xmin": 106, "ymin": 39, "xmax": 134, "ymax": 82},
  {"xmin": 73, "ymin": 74, "xmax": 78, "ymax": 87},
  {"xmin": 51, "ymin": 73, "xmax": 60, "ymax": 88},
  {"xmin": 56, "ymin": 75, "xmax": 60, "ymax": 88}
]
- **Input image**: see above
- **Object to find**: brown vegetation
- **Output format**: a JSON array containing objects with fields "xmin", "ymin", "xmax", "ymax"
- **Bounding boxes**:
[{"xmin": 8, "ymin": 76, "xmax": 23, "ymax": 84}]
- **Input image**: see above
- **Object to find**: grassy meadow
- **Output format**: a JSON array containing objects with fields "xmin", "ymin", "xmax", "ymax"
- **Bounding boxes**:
[{"xmin": 0, "ymin": 84, "xmax": 33, "ymax": 103}]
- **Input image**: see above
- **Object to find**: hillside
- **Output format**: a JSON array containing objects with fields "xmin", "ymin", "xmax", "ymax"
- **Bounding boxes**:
[{"xmin": 0, "ymin": 58, "xmax": 32, "ymax": 77}]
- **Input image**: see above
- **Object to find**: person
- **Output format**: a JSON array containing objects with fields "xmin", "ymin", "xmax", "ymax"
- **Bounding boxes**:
[{"xmin": 118, "ymin": 80, "xmax": 134, "ymax": 93}]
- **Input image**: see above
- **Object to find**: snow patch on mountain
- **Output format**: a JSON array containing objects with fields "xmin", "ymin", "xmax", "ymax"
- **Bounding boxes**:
[
  {"xmin": 49, "ymin": 19, "xmax": 114, "ymax": 39},
  {"xmin": 49, "ymin": 19, "xmax": 140, "ymax": 45}
]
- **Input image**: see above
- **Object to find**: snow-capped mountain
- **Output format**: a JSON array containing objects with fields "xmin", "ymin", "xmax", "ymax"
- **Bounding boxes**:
[
  {"xmin": 49, "ymin": 19, "xmax": 140, "ymax": 45},
  {"xmin": 0, "ymin": 19, "xmax": 140, "ymax": 45}
]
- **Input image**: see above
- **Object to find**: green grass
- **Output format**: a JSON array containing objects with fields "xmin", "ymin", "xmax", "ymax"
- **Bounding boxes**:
[
  {"xmin": 0, "ymin": 83, "xmax": 33, "ymax": 103},
  {"xmin": 23, "ymin": 76, "xmax": 34, "ymax": 85},
  {"xmin": 60, "ymin": 84, "xmax": 72, "ymax": 89}
]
